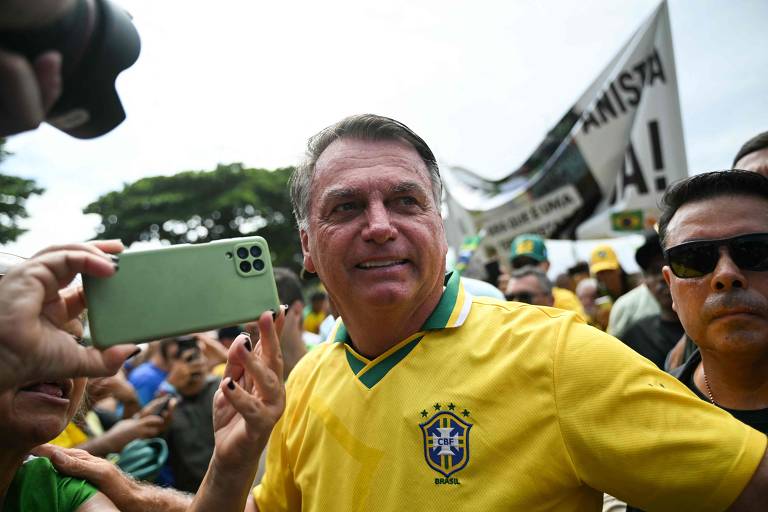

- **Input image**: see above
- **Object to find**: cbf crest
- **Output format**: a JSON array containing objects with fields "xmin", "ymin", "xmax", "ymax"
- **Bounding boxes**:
[{"xmin": 419, "ymin": 407, "xmax": 472, "ymax": 479}]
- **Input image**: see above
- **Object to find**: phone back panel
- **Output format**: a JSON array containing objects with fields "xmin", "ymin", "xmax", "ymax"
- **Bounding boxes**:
[{"xmin": 84, "ymin": 236, "xmax": 279, "ymax": 347}]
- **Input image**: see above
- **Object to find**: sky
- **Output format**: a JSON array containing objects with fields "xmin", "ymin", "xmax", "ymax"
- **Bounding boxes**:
[{"xmin": 2, "ymin": 0, "xmax": 767, "ymax": 278}]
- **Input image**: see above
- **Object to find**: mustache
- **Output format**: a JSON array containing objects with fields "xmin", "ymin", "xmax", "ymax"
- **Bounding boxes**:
[{"xmin": 700, "ymin": 290, "xmax": 768, "ymax": 321}]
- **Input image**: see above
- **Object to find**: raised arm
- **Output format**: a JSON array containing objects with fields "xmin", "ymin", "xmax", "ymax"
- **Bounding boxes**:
[{"xmin": 190, "ymin": 308, "xmax": 286, "ymax": 512}]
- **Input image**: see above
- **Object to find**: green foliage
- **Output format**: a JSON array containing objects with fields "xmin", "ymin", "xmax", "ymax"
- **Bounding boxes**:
[
  {"xmin": 0, "ymin": 138, "xmax": 45, "ymax": 244},
  {"xmin": 84, "ymin": 163, "xmax": 303, "ymax": 271}
]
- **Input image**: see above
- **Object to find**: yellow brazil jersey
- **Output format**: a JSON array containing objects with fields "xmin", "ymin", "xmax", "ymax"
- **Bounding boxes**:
[
  {"xmin": 552, "ymin": 286, "xmax": 587, "ymax": 322},
  {"xmin": 253, "ymin": 271, "xmax": 765, "ymax": 512},
  {"xmin": 49, "ymin": 421, "xmax": 88, "ymax": 448}
]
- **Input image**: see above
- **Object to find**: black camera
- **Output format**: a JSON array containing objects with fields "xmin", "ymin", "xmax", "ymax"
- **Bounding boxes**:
[{"xmin": 0, "ymin": 0, "xmax": 141, "ymax": 138}]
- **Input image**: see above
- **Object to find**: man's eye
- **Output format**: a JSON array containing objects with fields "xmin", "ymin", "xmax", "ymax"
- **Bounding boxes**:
[
  {"xmin": 397, "ymin": 196, "xmax": 418, "ymax": 206},
  {"xmin": 333, "ymin": 202, "xmax": 358, "ymax": 213}
]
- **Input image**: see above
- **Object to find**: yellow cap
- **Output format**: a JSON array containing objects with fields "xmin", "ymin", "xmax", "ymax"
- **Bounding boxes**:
[{"xmin": 590, "ymin": 244, "xmax": 620, "ymax": 274}]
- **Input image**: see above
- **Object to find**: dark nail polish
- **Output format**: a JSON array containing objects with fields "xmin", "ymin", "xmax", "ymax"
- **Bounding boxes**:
[
  {"xmin": 271, "ymin": 309, "xmax": 277, "ymax": 320},
  {"xmin": 114, "ymin": 263, "xmax": 119, "ymax": 272},
  {"xmin": 110, "ymin": 254, "xmax": 120, "ymax": 263},
  {"xmin": 244, "ymin": 338, "xmax": 252, "ymax": 352},
  {"xmin": 128, "ymin": 348, "xmax": 141, "ymax": 359},
  {"xmin": 227, "ymin": 378, "xmax": 235, "ymax": 390},
  {"xmin": 282, "ymin": 304, "xmax": 289, "ymax": 311}
]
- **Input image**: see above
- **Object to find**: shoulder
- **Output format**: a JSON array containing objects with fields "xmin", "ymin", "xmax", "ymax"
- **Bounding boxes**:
[
  {"xmin": 464, "ymin": 296, "xmax": 598, "ymax": 356},
  {"xmin": 128, "ymin": 363, "xmax": 160, "ymax": 383},
  {"xmin": 10, "ymin": 457, "xmax": 99, "ymax": 511}
]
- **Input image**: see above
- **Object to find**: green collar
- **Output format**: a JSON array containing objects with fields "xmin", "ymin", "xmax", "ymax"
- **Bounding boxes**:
[{"xmin": 331, "ymin": 271, "xmax": 471, "ymax": 388}]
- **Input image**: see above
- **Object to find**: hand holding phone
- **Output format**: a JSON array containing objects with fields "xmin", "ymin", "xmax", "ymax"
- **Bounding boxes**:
[{"xmin": 84, "ymin": 236, "xmax": 280, "ymax": 348}]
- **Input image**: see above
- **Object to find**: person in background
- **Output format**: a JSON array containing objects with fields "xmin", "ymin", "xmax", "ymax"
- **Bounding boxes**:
[
  {"xmin": 217, "ymin": 326, "xmax": 242, "ymax": 350},
  {"xmin": 667, "ymin": 131, "xmax": 768, "ymax": 370},
  {"xmin": 555, "ymin": 273, "xmax": 575, "ymax": 292},
  {"xmin": 734, "ymin": 131, "xmax": 768, "ymax": 177},
  {"xmin": 567, "ymin": 261, "xmax": 591, "ymax": 289},
  {"xmin": 273, "ymin": 267, "xmax": 310, "ymax": 374},
  {"xmin": 589, "ymin": 244, "xmax": 636, "ymax": 302},
  {"xmin": 618, "ymin": 231, "xmax": 684, "ymax": 369},
  {"xmin": 506, "ymin": 234, "xmax": 586, "ymax": 319},
  {"xmin": 302, "ymin": 291, "xmax": 328, "ymax": 335},
  {"xmin": 595, "ymin": 242, "xmax": 659, "ymax": 338},
  {"xmin": 160, "ymin": 339, "xmax": 220, "ymax": 493},
  {"xmin": 575, "ymin": 277, "xmax": 604, "ymax": 329},
  {"xmin": 661, "ymin": 171, "xmax": 768, "ymax": 435},
  {"xmin": 505, "ymin": 266, "xmax": 554, "ymax": 307},
  {"xmin": 128, "ymin": 337, "xmax": 179, "ymax": 406}
]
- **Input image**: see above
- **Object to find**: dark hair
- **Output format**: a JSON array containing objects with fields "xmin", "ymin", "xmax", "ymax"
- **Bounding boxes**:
[
  {"xmin": 274, "ymin": 267, "xmax": 304, "ymax": 305},
  {"xmin": 289, "ymin": 114, "xmax": 441, "ymax": 231},
  {"xmin": 217, "ymin": 326, "xmax": 241, "ymax": 341},
  {"xmin": 159, "ymin": 337, "xmax": 179, "ymax": 360},
  {"xmin": 658, "ymin": 170, "xmax": 768, "ymax": 248},
  {"xmin": 310, "ymin": 291, "xmax": 326, "ymax": 302},
  {"xmin": 567, "ymin": 261, "xmax": 590, "ymax": 277},
  {"xmin": 733, "ymin": 131, "xmax": 768, "ymax": 167}
]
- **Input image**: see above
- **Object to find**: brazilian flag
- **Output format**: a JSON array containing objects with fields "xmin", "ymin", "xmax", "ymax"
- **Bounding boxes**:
[{"xmin": 611, "ymin": 210, "xmax": 643, "ymax": 232}]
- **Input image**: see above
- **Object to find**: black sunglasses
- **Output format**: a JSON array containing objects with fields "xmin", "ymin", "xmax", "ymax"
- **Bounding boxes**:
[
  {"xmin": 664, "ymin": 233, "xmax": 768, "ymax": 278},
  {"xmin": 505, "ymin": 291, "xmax": 534, "ymax": 303}
]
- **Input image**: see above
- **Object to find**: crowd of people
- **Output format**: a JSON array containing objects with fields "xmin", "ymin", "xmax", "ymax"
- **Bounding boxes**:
[{"xmin": 3, "ymin": 2, "xmax": 768, "ymax": 511}]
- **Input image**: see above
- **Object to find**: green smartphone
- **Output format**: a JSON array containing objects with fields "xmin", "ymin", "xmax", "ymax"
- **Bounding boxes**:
[{"xmin": 83, "ymin": 236, "xmax": 279, "ymax": 348}]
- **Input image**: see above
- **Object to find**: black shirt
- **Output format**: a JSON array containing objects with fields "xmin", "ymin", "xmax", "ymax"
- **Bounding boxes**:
[
  {"xmin": 672, "ymin": 350, "xmax": 768, "ymax": 434},
  {"xmin": 620, "ymin": 315, "xmax": 684, "ymax": 369}
]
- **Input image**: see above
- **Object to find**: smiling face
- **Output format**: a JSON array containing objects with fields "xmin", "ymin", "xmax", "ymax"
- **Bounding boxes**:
[
  {"xmin": 300, "ymin": 137, "xmax": 447, "ymax": 317},
  {"xmin": 0, "ymin": 319, "xmax": 87, "ymax": 450},
  {"xmin": 662, "ymin": 195, "xmax": 768, "ymax": 355}
]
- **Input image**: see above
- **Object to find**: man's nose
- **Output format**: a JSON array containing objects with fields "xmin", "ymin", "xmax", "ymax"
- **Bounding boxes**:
[
  {"xmin": 710, "ymin": 247, "xmax": 746, "ymax": 291},
  {"xmin": 362, "ymin": 202, "xmax": 396, "ymax": 243}
]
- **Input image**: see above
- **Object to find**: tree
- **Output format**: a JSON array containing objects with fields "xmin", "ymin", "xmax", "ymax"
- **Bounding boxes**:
[
  {"xmin": 0, "ymin": 138, "xmax": 45, "ymax": 245},
  {"xmin": 84, "ymin": 163, "xmax": 303, "ymax": 271}
]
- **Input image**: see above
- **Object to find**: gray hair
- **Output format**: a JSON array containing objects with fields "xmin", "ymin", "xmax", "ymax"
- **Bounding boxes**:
[
  {"xmin": 510, "ymin": 265, "xmax": 553, "ymax": 295},
  {"xmin": 289, "ymin": 114, "xmax": 442, "ymax": 231},
  {"xmin": 575, "ymin": 277, "xmax": 598, "ymax": 296}
]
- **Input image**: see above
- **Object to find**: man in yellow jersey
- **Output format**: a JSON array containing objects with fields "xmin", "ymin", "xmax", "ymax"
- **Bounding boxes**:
[
  {"xmin": 249, "ymin": 115, "xmax": 768, "ymax": 511},
  {"xmin": 41, "ymin": 116, "xmax": 768, "ymax": 511},
  {"xmin": 507, "ymin": 233, "xmax": 587, "ymax": 320}
]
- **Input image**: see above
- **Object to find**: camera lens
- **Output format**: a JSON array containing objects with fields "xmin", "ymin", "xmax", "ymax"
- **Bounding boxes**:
[
  {"xmin": 250, "ymin": 245, "xmax": 262, "ymax": 257},
  {"xmin": 252, "ymin": 259, "xmax": 264, "ymax": 271},
  {"xmin": 239, "ymin": 260, "xmax": 252, "ymax": 273},
  {"xmin": 236, "ymin": 247, "xmax": 249, "ymax": 259}
]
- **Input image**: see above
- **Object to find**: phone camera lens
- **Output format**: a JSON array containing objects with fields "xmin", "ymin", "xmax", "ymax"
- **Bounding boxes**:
[
  {"xmin": 236, "ymin": 247, "xmax": 249, "ymax": 259},
  {"xmin": 252, "ymin": 259, "xmax": 264, "ymax": 271},
  {"xmin": 250, "ymin": 245, "xmax": 262, "ymax": 257},
  {"xmin": 239, "ymin": 261, "xmax": 252, "ymax": 273}
]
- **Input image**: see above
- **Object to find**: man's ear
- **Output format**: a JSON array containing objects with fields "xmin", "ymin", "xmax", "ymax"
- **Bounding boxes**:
[
  {"xmin": 300, "ymin": 229, "xmax": 316, "ymax": 273},
  {"xmin": 662, "ymin": 265, "xmax": 677, "ymax": 313}
]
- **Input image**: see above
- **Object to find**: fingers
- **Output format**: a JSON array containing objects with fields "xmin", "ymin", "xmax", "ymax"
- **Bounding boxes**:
[
  {"xmin": 0, "ymin": 47, "xmax": 46, "ymax": 135},
  {"xmin": 21, "ymin": 249, "xmax": 118, "ymax": 304},
  {"xmin": 88, "ymin": 239, "xmax": 125, "ymax": 255},
  {"xmin": 220, "ymin": 377, "xmax": 272, "ymax": 432},
  {"xmin": 31, "ymin": 445, "xmax": 106, "ymax": 483},
  {"xmin": 32, "ymin": 50, "xmax": 62, "ymax": 112},
  {"xmin": 256, "ymin": 307, "xmax": 285, "ymax": 382}
]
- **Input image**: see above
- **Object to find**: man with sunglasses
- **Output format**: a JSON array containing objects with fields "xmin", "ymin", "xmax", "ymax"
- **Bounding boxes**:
[
  {"xmin": 505, "ymin": 266, "xmax": 555, "ymax": 306},
  {"xmin": 660, "ymin": 170, "xmax": 768, "ymax": 435}
]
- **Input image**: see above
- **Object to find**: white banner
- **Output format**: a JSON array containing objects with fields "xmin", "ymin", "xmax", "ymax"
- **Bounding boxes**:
[{"xmin": 443, "ymin": 1, "xmax": 687, "ymax": 263}]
